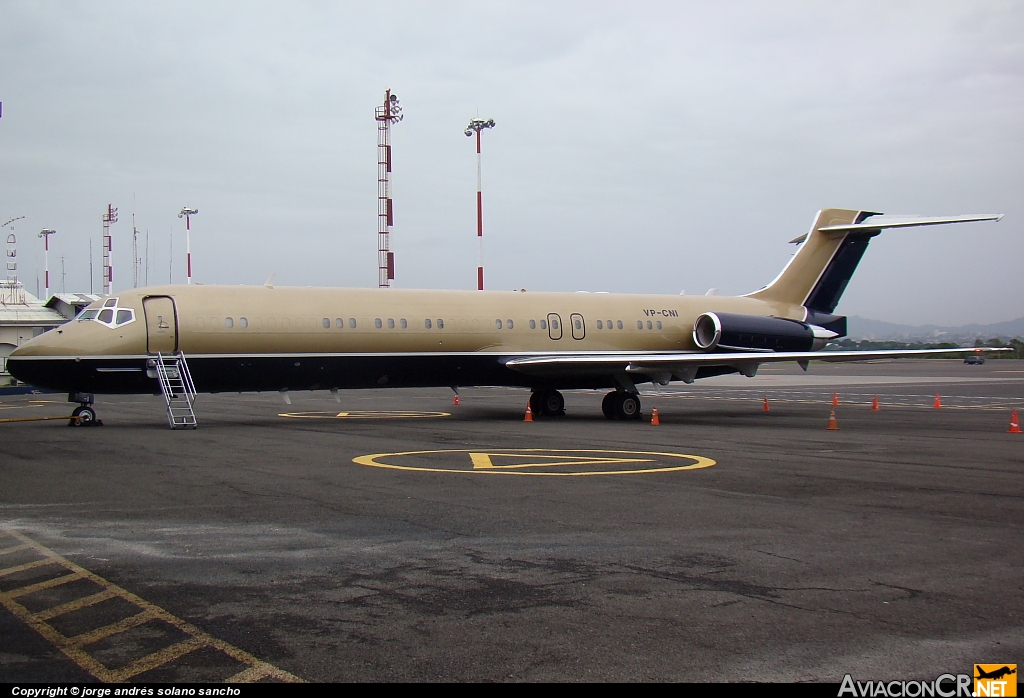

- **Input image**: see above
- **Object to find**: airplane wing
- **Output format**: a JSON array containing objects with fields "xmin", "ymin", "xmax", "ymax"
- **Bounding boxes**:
[{"xmin": 503, "ymin": 347, "xmax": 1010, "ymax": 382}]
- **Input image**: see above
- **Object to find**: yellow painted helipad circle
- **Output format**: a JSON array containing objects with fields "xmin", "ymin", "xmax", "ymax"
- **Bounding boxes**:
[
  {"xmin": 280, "ymin": 410, "xmax": 451, "ymax": 419},
  {"xmin": 352, "ymin": 449, "xmax": 716, "ymax": 477}
]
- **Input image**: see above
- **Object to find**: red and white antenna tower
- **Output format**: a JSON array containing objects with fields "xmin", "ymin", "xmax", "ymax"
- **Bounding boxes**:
[
  {"xmin": 102, "ymin": 204, "xmax": 117, "ymax": 295},
  {"xmin": 375, "ymin": 89, "xmax": 402, "ymax": 288},
  {"xmin": 465, "ymin": 117, "xmax": 495, "ymax": 290}
]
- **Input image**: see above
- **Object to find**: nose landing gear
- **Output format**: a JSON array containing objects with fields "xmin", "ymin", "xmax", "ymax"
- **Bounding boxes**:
[
  {"xmin": 68, "ymin": 392, "xmax": 103, "ymax": 427},
  {"xmin": 602, "ymin": 391, "xmax": 642, "ymax": 420}
]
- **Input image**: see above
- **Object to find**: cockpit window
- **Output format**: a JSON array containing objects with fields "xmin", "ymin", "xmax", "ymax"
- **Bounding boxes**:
[{"xmin": 86, "ymin": 299, "xmax": 136, "ymax": 328}]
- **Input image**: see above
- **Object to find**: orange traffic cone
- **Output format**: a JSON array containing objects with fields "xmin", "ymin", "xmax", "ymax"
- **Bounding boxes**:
[
  {"xmin": 826, "ymin": 407, "xmax": 839, "ymax": 430},
  {"xmin": 832, "ymin": 392, "xmax": 839, "ymax": 407},
  {"xmin": 453, "ymin": 394, "xmax": 460, "ymax": 406},
  {"xmin": 1009, "ymin": 409, "xmax": 1021, "ymax": 434},
  {"xmin": 524, "ymin": 403, "xmax": 533, "ymax": 422},
  {"xmin": 934, "ymin": 394, "xmax": 942, "ymax": 409},
  {"xmin": 650, "ymin": 408, "xmax": 660, "ymax": 426},
  {"xmin": 762, "ymin": 396, "xmax": 770, "ymax": 412},
  {"xmin": 871, "ymin": 396, "xmax": 880, "ymax": 411}
]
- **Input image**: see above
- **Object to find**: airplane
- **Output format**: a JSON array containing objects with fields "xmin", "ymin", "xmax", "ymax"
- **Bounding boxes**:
[
  {"xmin": 6, "ymin": 208, "xmax": 1006, "ymax": 427},
  {"xmin": 975, "ymin": 666, "xmax": 1017, "ymax": 681}
]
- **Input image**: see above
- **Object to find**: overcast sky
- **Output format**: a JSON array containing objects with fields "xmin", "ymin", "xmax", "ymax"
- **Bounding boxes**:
[{"xmin": 1, "ymin": 1, "xmax": 1021, "ymax": 325}]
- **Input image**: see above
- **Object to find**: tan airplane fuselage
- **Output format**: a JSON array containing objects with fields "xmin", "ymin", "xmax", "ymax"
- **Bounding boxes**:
[{"xmin": 19, "ymin": 284, "xmax": 804, "ymax": 359}]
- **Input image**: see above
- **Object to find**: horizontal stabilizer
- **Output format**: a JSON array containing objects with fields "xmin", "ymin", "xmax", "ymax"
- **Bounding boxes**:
[{"xmin": 818, "ymin": 214, "xmax": 1003, "ymax": 233}]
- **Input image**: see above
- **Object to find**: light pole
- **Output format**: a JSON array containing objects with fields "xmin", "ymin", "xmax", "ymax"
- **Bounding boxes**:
[
  {"xmin": 38, "ymin": 229, "xmax": 55, "ymax": 299},
  {"xmin": 465, "ymin": 117, "xmax": 495, "ymax": 290},
  {"xmin": 178, "ymin": 207, "xmax": 198, "ymax": 284}
]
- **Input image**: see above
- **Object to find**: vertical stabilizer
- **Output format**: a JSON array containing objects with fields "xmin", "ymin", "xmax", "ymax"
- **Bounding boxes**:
[{"xmin": 747, "ymin": 208, "xmax": 875, "ymax": 311}]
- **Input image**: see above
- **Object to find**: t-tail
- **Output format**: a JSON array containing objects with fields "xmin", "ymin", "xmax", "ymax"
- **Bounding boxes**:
[{"xmin": 747, "ymin": 208, "xmax": 1004, "ymax": 334}]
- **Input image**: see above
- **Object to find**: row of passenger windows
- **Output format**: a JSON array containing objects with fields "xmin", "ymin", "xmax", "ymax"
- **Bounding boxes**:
[{"xmin": 209, "ymin": 317, "xmax": 664, "ymax": 331}]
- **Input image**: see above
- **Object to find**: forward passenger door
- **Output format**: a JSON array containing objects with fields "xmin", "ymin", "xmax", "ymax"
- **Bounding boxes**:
[{"xmin": 143, "ymin": 296, "xmax": 178, "ymax": 353}]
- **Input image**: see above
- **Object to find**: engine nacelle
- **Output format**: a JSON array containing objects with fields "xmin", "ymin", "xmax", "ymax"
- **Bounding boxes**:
[{"xmin": 692, "ymin": 312, "xmax": 836, "ymax": 352}]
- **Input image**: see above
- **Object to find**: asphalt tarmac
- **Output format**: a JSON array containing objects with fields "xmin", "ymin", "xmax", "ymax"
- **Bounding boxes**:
[{"xmin": 1, "ymin": 359, "xmax": 1022, "ymax": 682}]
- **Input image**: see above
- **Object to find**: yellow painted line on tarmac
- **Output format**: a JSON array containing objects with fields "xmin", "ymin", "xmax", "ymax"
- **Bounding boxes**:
[
  {"xmin": 0, "ymin": 529, "xmax": 304, "ymax": 683},
  {"xmin": 280, "ymin": 410, "xmax": 450, "ymax": 419},
  {"xmin": 354, "ymin": 449, "xmax": 716, "ymax": 477},
  {"xmin": 0, "ymin": 415, "xmax": 79, "ymax": 424}
]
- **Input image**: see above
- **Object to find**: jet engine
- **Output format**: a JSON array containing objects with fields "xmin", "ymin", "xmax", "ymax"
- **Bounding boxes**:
[{"xmin": 692, "ymin": 312, "xmax": 836, "ymax": 352}]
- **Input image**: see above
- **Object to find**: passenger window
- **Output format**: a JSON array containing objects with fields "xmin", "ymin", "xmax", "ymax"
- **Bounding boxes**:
[
  {"xmin": 552, "ymin": 319, "xmax": 559, "ymax": 329},
  {"xmin": 225, "ymin": 317, "xmax": 234, "ymax": 328},
  {"xmin": 336, "ymin": 318, "xmax": 343, "ymax": 328},
  {"xmin": 647, "ymin": 321, "xmax": 653, "ymax": 330},
  {"xmin": 375, "ymin": 318, "xmax": 383, "ymax": 329},
  {"xmin": 98, "ymin": 309, "xmax": 113, "ymax": 324},
  {"xmin": 116, "ymin": 309, "xmax": 133, "ymax": 325},
  {"xmin": 617, "ymin": 320, "xmax": 623, "ymax": 330},
  {"xmin": 637, "ymin": 321, "xmax": 643, "ymax": 329},
  {"xmin": 657, "ymin": 321, "xmax": 663, "ymax": 330},
  {"xmin": 240, "ymin": 317, "xmax": 248, "ymax": 328},
  {"xmin": 322, "ymin": 318, "xmax": 330, "ymax": 329},
  {"xmin": 529, "ymin": 319, "xmax": 536, "ymax": 330},
  {"xmin": 349, "ymin": 318, "xmax": 356, "ymax": 328},
  {"xmin": 574, "ymin": 318, "xmax": 582, "ymax": 330},
  {"xmin": 104, "ymin": 298, "xmax": 118, "ymax": 308},
  {"xmin": 597, "ymin": 320, "xmax": 603, "ymax": 329},
  {"xmin": 495, "ymin": 319, "xmax": 502, "ymax": 329},
  {"xmin": 425, "ymin": 319, "xmax": 432, "ymax": 329},
  {"xmin": 400, "ymin": 318, "xmax": 407, "ymax": 329},
  {"xmin": 507, "ymin": 319, "xmax": 513, "ymax": 329},
  {"xmin": 541, "ymin": 320, "xmax": 547, "ymax": 330},
  {"xmin": 387, "ymin": 318, "xmax": 395, "ymax": 329},
  {"xmin": 437, "ymin": 319, "xmax": 444, "ymax": 329}
]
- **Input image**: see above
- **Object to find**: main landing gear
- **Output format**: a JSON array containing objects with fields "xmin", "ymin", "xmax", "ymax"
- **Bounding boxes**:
[
  {"xmin": 529, "ymin": 389, "xmax": 565, "ymax": 417},
  {"xmin": 602, "ymin": 391, "xmax": 642, "ymax": 420},
  {"xmin": 68, "ymin": 392, "xmax": 103, "ymax": 427}
]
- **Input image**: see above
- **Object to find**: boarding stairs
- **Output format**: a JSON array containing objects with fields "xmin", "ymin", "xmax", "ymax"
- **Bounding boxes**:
[{"xmin": 154, "ymin": 352, "xmax": 197, "ymax": 429}]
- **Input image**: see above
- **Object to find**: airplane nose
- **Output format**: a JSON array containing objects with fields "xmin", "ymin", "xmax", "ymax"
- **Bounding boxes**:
[{"xmin": 10, "ymin": 328, "xmax": 68, "ymax": 357}]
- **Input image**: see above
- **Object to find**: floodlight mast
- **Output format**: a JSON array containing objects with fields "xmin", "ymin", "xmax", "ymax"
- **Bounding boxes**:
[
  {"xmin": 102, "ymin": 204, "xmax": 117, "ymax": 295},
  {"xmin": 38, "ymin": 229, "xmax": 55, "ymax": 299},
  {"xmin": 178, "ymin": 207, "xmax": 198, "ymax": 284},
  {"xmin": 375, "ymin": 89, "xmax": 403, "ymax": 288},
  {"xmin": 465, "ymin": 117, "xmax": 495, "ymax": 290}
]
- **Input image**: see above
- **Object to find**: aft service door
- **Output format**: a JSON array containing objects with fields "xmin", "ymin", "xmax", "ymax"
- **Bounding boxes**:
[{"xmin": 143, "ymin": 296, "xmax": 178, "ymax": 353}]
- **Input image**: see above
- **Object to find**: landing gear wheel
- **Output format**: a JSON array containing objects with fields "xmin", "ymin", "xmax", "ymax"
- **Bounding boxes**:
[
  {"xmin": 617, "ymin": 393, "xmax": 641, "ymax": 420},
  {"xmin": 71, "ymin": 405, "xmax": 97, "ymax": 427},
  {"xmin": 602, "ymin": 391, "xmax": 641, "ymax": 420},
  {"xmin": 530, "ymin": 389, "xmax": 565, "ymax": 417},
  {"xmin": 602, "ymin": 391, "xmax": 618, "ymax": 419}
]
